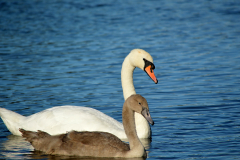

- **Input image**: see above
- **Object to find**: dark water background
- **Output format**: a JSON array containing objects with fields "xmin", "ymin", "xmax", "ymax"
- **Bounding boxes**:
[{"xmin": 0, "ymin": 0, "xmax": 240, "ymax": 159}]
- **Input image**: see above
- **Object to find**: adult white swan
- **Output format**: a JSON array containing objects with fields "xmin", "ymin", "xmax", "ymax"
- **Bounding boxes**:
[{"xmin": 0, "ymin": 49, "xmax": 158, "ymax": 139}]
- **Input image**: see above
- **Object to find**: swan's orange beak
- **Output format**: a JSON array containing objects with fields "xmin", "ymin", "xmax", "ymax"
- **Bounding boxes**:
[{"xmin": 145, "ymin": 65, "xmax": 158, "ymax": 84}]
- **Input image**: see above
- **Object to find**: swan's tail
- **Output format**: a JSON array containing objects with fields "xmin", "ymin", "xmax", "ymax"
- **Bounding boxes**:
[
  {"xmin": 0, "ymin": 108, "xmax": 25, "ymax": 135},
  {"xmin": 19, "ymin": 129, "xmax": 50, "ymax": 142},
  {"xmin": 19, "ymin": 129, "xmax": 54, "ymax": 153}
]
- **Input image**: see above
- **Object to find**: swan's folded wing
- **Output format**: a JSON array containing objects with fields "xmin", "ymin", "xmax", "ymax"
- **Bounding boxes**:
[{"xmin": 65, "ymin": 131, "xmax": 130, "ymax": 151}]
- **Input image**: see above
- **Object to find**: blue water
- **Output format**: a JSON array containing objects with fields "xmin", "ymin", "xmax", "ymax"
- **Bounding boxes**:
[{"xmin": 0, "ymin": 0, "xmax": 240, "ymax": 159}]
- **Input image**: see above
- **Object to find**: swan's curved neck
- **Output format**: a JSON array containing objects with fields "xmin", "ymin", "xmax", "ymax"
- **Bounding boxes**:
[
  {"xmin": 122, "ymin": 104, "xmax": 145, "ymax": 157},
  {"xmin": 121, "ymin": 56, "xmax": 136, "ymax": 100}
]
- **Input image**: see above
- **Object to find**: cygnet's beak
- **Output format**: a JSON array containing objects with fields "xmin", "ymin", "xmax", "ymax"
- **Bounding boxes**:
[{"xmin": 141, "ymin": 108, "xmax": 154, "ymax": 125}]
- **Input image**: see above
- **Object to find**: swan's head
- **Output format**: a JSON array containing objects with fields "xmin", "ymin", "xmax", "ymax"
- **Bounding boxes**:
[
  {"xmin": 128, "ymin": 49, "xmax": 158, "ymax": 84},
  {"xmin": 127, "ymin": 94, "xmax": 154, "ymax": 125}
]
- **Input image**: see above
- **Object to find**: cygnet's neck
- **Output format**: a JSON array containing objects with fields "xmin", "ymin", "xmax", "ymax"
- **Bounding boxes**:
[
  {"xmin": 121, "ymin": 56, "xmax": 136, "ymax": 100},
  {"xmin": 122, "ymin": 103, "xmax": 145, "ymax": 157}
]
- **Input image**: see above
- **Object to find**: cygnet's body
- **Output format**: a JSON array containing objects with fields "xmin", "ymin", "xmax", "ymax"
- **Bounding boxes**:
[{"xmin": 20, "ymin": 94, "xmax": 154, "ymax": 158}]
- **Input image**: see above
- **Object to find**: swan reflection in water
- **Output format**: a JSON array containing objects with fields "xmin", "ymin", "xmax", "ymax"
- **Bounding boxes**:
[{"xmin": 1, "ymin": 134, "xmax": 151, "ymax": 159}]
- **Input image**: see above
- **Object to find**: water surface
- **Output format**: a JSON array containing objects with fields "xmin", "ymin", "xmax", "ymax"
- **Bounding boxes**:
[{"xmin": 0, "ymin": 0, "xmax": 240, "ymax": 159}]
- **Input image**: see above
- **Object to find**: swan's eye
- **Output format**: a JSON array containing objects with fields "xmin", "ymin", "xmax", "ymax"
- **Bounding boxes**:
[{"xmin": 143, "ymin": 58, "xmax": 155, "ymax": 72}]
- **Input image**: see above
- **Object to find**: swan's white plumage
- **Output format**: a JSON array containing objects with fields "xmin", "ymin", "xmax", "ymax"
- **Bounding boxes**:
[{"xmin": 0, "ymin": 49, "xmax": 157, "ymax": 139}]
